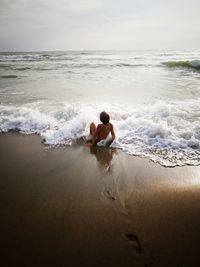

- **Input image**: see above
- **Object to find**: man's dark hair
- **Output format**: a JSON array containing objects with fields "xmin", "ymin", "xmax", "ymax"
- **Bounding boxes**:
[{"xmin": 100, "ymin": 111, "xmax": 110, "ymax": 124}]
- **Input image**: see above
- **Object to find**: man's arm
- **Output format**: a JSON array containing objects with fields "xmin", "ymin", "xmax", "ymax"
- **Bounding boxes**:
[{"xmin": 91, "ymin": 125, "xmax": 99, "ymax": 146}]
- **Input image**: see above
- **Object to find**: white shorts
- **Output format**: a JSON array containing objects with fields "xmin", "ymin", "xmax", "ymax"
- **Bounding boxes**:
[{"xmin": 96, "ymin": 135, "xmax": 112, "ymax": 147}]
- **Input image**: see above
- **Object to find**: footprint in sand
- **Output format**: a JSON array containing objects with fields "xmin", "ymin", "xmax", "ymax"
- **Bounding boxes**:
[
  {"xmin": 126, "ymin": 233, "xmax": 143, "ymax": 253},
  {"xmin": 126, "ymin": 234, "xmax": 155, "ymax": 266},
  {"xmin": 102, "ymin": 190, "xmax": 117, "ymax": 200},
  {"xmin": 104, "ymin": 163, "xmax": 110, "ymax": 173}
]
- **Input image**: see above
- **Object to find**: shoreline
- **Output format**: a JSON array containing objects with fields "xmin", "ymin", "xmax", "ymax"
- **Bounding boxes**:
[{"xmin": 1, "ymin": 132, "xmax": 200, "ymax": 266}]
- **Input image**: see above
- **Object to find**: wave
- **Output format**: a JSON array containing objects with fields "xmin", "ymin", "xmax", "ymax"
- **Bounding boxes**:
[
  {"xmin": 0, "ymin": 54, "xmax": 44, "ymax": 62},
  {"xmin": 114, "ymin": 63, "xmax": 144, "ymax": 67},
  {"xmin": 1, "ymin": 100, "xmax": 200, "ymax": 167},
  {"xmin": 15, "ymin": 67, "xmax": 32, "ymax": 71},
  {"xmin": 63, "ymin": 62, "xmax": 145, "ymax": 69},
  {"xmin": 0, "ymin": 64, "xmax": 10, "ymax": 68},
  {"xmin": 0, "ymin": 52, "xmax": 146, "ymax": 66},
  {"xmin": 0, "ymin": 54, "xmax": 145, "ymax": 69},
  {"xmin": 0, "ymin": 53, "xmax": 88, "ymax": 62},
  {"xmin": 162, "ymin": 60, "xmax": 200, "ymax": 71},
  {"xmin": 0, "ymin": 75, "xmax": 18, "ymax": 78}
]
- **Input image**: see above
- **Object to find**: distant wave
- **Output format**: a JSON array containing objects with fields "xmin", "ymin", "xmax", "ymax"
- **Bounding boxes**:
[
  {"xmin": 0, "ymin": 53, "xmax": 89, "ymax": 62},
  {"xmin": 159, "ymin": 53, "xmax": 176, "ymax": 57},
  {"xmin": 15, "ymin": 67, "xmax": 31, "ymax": 71},
  {"xmin": 0, "ymin": 54, "xmax": 43, "ymax": 62},
  {"xmin": 66, "ymin": 63, "xmax": 145, "ymax": 69},
  {"xmin": 114, "ymin": 63, "xmax": 144, "ymax": 67},
  {"xmin": 86, "ymin": 57, "xmax": 112, "ymax": 61},
  {"xmin": 0, "ymin": 64, "xmax": 10, "ymax": 68},
  {"xmin": 0, "ymin": 54, "xmax": 146, "ymax": 68},
  {"xmin": 0, "ymin": 75, "xmax": 18, "ymax": 78},
  {"xmin": 162, "ymin": 60, "xmax": 200, "ymax": 71}
]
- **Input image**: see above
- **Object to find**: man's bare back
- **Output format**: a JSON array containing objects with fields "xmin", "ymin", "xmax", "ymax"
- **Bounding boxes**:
[
  {"xmin": 89, "ymin": 112, "xmax": 116, "ymax": 146},
  {"xmin": 94, "ymin": 123, "xmax": 115, "ymax": 141}
]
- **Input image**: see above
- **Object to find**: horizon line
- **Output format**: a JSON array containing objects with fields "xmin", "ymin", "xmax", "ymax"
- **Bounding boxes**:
[{"xmin": 0, "ymin": 48, "xmax": 199, "ymax": 53}]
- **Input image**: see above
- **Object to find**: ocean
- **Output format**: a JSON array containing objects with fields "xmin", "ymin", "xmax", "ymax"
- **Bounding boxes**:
[{"xmin": 0, "ymin": 50, "xmax": 200, "ymax": 167}]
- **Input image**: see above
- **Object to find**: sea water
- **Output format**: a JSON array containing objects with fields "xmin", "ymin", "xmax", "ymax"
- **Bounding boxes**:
[{"xmin": 0, "ymin": 50, "xmax": 200, "ymax": 167}]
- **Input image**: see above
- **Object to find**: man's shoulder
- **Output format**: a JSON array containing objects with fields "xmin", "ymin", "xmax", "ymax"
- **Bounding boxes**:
[
  {"xmin": 97, "ymin": 123, "xmax": 113, "ymax": 128},
  {"xmin": 97, "ymin": 124, "xmax": 103, "ymax": 130}
]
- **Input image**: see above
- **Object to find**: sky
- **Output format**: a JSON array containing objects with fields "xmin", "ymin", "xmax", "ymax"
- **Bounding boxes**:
[{"xmin": 0, "ymin": 0, "xmax": 200, "ymax": 51}]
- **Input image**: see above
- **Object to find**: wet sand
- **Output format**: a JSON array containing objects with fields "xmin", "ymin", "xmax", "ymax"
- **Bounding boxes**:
[{"xmin": 1, "ymin": 133, "xmax": 200, "ymax": 267}]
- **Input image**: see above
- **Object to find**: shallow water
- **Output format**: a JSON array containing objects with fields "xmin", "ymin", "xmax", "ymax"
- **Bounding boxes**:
[{"xmin": 0, "ymin": 50, "xmax": 200, "ymax": 166}]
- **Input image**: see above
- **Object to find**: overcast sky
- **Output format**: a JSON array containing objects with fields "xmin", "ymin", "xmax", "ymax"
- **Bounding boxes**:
[{"xmin": 0, "ymin": 0, "xmax": 200, "ymax": 51}]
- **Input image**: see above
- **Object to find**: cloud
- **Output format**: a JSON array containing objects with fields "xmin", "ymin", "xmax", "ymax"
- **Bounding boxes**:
[{"xmin": 0, "ymin": 0, "xmax": 200, "ymax": 51}]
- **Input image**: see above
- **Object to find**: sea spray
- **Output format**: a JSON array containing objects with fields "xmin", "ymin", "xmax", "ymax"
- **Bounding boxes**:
[{"xmin": 1, "ymin": 99, "xmax": 200, "ymax": 167}]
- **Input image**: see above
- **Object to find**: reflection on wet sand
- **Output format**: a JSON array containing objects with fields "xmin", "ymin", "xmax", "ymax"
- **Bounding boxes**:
[
  {"xmin": 89, "ymin": 146, "xmax": 117, "ymax": 173},
  {"xmin": 89, "ymin": 146, "xmax": 118, "ymax": 201}
]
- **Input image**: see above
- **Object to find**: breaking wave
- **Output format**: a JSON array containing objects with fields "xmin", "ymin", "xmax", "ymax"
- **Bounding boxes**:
[
  {"xmin": 1, "ymin": 100, "xmax": 200, "ymax": 167},
  {"xmin": 162, "ymin": 60, "xmax": 200, "ymax": 71}
]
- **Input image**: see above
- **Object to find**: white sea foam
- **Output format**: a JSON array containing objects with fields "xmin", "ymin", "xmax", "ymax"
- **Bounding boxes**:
[
  {"xmin": 1, "ymin": 99, "xmax": 200, "ymax": 167},
  {"xmin": 1, "ymin": 50, "xmax": 200, "ymax": 166},
  {"xmin": 0, "ymin": 54, "xmax": 44, "ymax": 62}
]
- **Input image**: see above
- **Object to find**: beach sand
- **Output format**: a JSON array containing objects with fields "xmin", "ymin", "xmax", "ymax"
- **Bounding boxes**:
[{"xmin": 1, "ymin": 133, "xmax": 200, "ymax": 267}]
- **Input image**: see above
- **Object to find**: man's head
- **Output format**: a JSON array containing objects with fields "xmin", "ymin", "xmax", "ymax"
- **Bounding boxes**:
[{"xmin": 100, "ymin": 111, "xmax": 110, "ymax": 124}]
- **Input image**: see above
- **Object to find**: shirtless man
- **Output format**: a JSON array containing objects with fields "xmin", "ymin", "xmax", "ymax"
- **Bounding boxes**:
[{"xmin": 89, "ymin": 111, "xmax": 115, "ymax": 146}]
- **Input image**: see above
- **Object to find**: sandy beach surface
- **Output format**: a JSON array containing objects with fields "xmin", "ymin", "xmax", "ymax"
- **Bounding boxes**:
[{"xmin": 1, "ymin": 133, "xmax": 200, "ymax": 267}]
